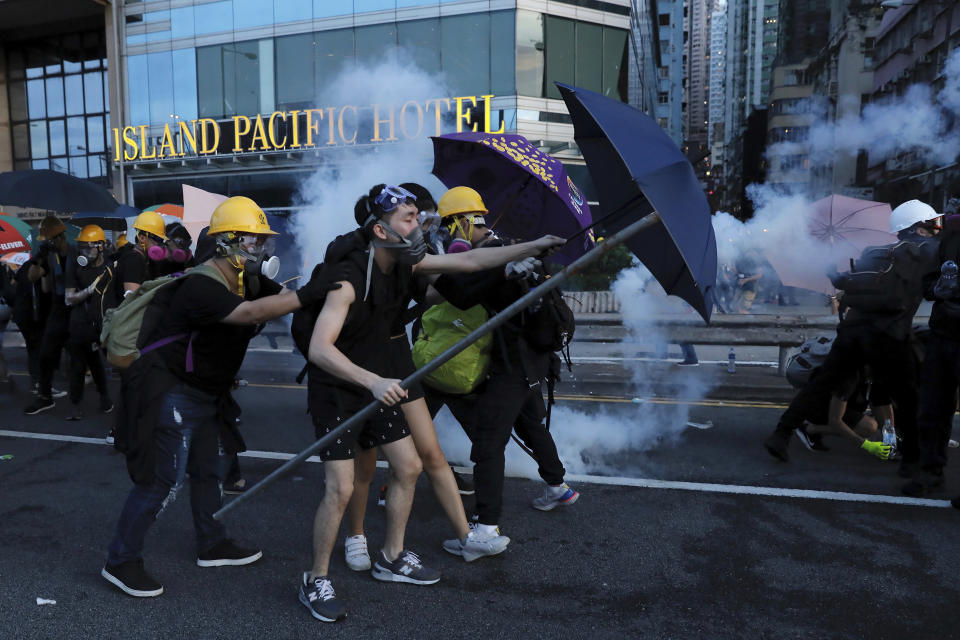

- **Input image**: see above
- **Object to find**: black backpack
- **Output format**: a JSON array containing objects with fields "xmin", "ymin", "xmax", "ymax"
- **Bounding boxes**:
[
  {"xmin": 520, "ymin": 274, "xmax": 576, "ymax": 377},
  {"xmin": 830, "ymin": 242, "xmax": 920, "ymax": 313}
]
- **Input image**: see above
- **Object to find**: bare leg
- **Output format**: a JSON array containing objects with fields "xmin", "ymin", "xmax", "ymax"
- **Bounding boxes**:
[
  {"xmin": 402, "ymin": 398, "xmax": 470, "ymax": 540},
  {"xmin": 378, "ymin": 436, "xmax": 422, "ymax": 561},
  {"xmin": 310, "ymin": 459, "xmax": 354, "ymax": 578},
  {"xmin": 347, "ymin": 448, "xmax": 377, "ymax": 537},
  {"xmin": 855, "ymin": 416, "xmax": 879, "ymax": 438}
]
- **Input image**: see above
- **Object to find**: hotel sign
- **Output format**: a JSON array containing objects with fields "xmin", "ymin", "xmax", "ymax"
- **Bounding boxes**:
[{"xmin": 112, "ymin": 94, "xmax": 505, "ymax": 162}]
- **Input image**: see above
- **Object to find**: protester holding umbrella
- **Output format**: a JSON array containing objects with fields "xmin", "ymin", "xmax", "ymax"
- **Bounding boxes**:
[
  {"xmin": 23, "ymin": 216, "xmax": 72, "ymax": 415},
  {"xmin": 63, "ymin": 225, "xmax": 114, "ymax": 421}
]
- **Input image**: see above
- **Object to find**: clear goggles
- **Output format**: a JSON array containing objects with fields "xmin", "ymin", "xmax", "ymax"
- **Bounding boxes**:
[
  {"xmin": 236, "ymin": 233, "xmax": 275, "ymax": 257},
  {"xmin": 77, "ymin": 241, "xmax": 103, "ymax": 255},
  {"xmin": 374, "ymin": 185, "xmax": 417, "ymax": 213}
]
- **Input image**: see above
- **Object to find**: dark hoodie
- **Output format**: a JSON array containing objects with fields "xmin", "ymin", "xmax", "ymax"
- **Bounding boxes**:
[{"xmin": 926, "ymin": 214, "xmax": 960, "ymax": 340}]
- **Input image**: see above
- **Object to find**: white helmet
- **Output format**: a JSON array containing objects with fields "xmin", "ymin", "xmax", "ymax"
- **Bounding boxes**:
[{"xmin": 889, "ymin": 199, "xmax": 941, "ymax": 233}]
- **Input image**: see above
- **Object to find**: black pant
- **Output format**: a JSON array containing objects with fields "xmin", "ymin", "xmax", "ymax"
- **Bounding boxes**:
[
  {"xmin": 917, "ymin": 334, "xmax": 960, "ymax": 473},
  {"xmin": 462, "ymin": 373, "xmax": 566, "ymax": 526},
  {"xmin": 67, "ymin": 341, "xmax": 108, "ymax": 405},
  {"xmin": 16, "ymin": 322, "xmax": 43, "ymax": 385},
  {"xmin": 39, "ymin": 313, "xmax": 68, "ymax": 399},
  {"xmin": 816, "ymin": 324, "xmax": 919, "ymax": 462}
]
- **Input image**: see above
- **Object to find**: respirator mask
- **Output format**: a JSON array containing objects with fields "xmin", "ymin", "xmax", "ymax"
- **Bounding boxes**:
[{"xmin": 76, "ymin": 241, "xmax": 103, "ymax": 267}]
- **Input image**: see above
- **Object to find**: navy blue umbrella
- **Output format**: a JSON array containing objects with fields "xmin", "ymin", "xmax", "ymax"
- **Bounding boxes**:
[
  {"xmin": 72, "ymin": 204, "xmax": 140, "ymax": 231},
  {"xmin": 556, "ymin": 83, "xmax": 717, "ymax": 322},
  {"xmin": 0, "ymin": 169, "xmax": 120, "ymax": 213}
]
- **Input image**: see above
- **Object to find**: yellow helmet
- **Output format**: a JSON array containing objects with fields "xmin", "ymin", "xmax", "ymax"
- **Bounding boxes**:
[
  {"xmin": 133, "ymin": 210, "xmax": 168, "ymax": 240},
  {"xmin": 116, "ymin": 234, "xmax": 129, "ymax": 249},
  {"xmin": 77, "ymin": 224, "xmax": 106, "ymax": 243},
  {"xmin": 438, "ymin": 186, "xmax": 488, "ymax": 218},
  {"xmin": 208, "ymin": 196, "xmax": 278, "ymax": 236}
]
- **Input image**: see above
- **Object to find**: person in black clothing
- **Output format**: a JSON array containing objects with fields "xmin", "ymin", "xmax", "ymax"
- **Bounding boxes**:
[
  {"xmin": 63, "ymin": 225, "xmax": 114, "ymax": 421},
  {"xmin": 23, "ymin": 216, "xmax": 72, "ymax": 415},
  {"xmin": 101, "ymin": 196, "xmax": 337, "ymax": 599},
  {"xmin": 151, "ymin": 220, "xmax": 198, "ymax": 278},
  {"xmin": 905, "ymin": 208, "xmax": 960, "ymax": 496},
  {"xmin": 423, "ymin": 186, "xmax": 580, "ymax": 519},
  {"xmin": 763, "ymin": 367, "xmax": 892, "ymax": 461},
  {"xmin": 299, "ymin": 184, "xmax": 562, "ymax": 623},
  {"xmin": 9, "ymin": 258, "xmax": 46, "ymax": 391},
  {"xmin": 114, "ymin": 210, "xmax": 168, "ymax": 300},
  {"xmin": 812, "ymin": 200, "xmax": 941, "ymax": 477}
]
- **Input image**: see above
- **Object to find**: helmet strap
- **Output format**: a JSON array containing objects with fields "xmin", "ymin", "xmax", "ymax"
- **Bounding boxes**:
[{"xmin": 226, "ymin": 254, "xmax": 245, "ymax": 297}]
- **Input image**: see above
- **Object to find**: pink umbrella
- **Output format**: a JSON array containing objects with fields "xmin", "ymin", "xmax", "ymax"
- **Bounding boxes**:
[{"xmin": 766, "ymin": 195, "xmax": 897, "ymax": 295}]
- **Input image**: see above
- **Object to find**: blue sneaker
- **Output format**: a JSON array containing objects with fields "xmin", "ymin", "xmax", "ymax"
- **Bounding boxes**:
[{"xmin": 532, "ymin": 483, "xmax": 580, "ymax": 511}]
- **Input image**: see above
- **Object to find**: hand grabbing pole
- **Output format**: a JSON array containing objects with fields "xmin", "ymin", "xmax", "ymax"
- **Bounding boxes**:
[{"xmin": 214, "ymin": 212, "xmax": 663, "ymax": 520}]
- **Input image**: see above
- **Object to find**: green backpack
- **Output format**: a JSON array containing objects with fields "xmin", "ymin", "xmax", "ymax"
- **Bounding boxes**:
[
  {"xmin": 100, "ymin": 264, "xmax": 228, "ymax": 369},
  {"xmin": 412, "ymin": 302, "xmax": 491, "ymax": 395}
]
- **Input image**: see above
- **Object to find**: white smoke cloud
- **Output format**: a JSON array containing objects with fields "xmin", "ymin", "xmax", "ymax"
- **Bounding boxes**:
[
  {"xmin": 435, "ymin": 262, "xmax": 719, "ymax": 480},
  {"xmin": 292, "ymin": 51, "xmax": 452, "ymax": 267},
  {"xmin": 780, "ymin": 49, "xmax": 960, "ymax": 168}
]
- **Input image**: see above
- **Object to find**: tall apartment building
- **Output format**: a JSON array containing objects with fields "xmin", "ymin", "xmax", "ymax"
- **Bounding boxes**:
[
  {"xmin": 655, "ymin": 0, "xmax": 685, "ymax": 144},
  {"xmin": 685, "ymin": 0, "xmax": 711, "ymax": 176}
]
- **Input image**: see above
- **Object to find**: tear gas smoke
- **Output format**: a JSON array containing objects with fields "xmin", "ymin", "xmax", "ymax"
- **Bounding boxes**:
[
  {"xmin": 771, "ymin": 49, "xmax": 960, "ymax": 169},
  {"xmin": 433, "ymin": 263, "xmax": 719, "ymax": 479},
  {"xmin": 292, "ymin": 52, "xmax": 451, "ymax": 269}
]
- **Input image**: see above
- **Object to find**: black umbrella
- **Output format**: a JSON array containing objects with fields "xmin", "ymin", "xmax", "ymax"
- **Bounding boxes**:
[
  {"xmin": 556, "ymin": 83, "xmax": 717, "ymax": 322},
  {"xmin": 0, "ymin": 169, "xmax": 120, "ymax": 213}
]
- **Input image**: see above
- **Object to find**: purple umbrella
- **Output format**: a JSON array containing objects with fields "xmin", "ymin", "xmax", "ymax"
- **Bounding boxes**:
[{"xmin": 430, "ymin": 132, "xmax": 594, "ymax": 264}]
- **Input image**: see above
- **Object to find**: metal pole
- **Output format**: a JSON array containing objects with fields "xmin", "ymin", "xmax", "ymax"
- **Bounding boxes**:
[{"xmin": 214, "ymin": 212, "xmax": 664, "ymax": 520}]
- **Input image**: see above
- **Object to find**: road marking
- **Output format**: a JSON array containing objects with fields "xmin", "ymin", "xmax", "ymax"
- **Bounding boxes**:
[
  {"xmin": 0, "ymin": 428, "xmax": 949, "ymax": 509},
  {"xmin": 240, "ymin": 381, "xmax": 790, "ymax": 409}
]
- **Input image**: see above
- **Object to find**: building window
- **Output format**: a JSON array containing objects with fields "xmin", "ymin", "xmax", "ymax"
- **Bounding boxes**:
[
  {"xmin": 6, "ymin": 30, "xmax": 110, "ymax": 184},
  {"xmin": 659, "ymin": 14, "xmax": 671, "ymax": 26},
  {"xmin": 658, "ymin": 92, "xmax": 669, "ymax": 104}
]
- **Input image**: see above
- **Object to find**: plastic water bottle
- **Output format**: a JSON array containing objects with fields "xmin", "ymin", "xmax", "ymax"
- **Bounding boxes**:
[
  {"xmin": 934, "ymin": 260, "xmax": 959, "ymax": 299},
  {"xmin": 727, "ymin": 348, "xmax": 736, "ymax": 373},
  {"xmin": 881, "ymin": 419, "xmax": 897, "ymax": 458}
]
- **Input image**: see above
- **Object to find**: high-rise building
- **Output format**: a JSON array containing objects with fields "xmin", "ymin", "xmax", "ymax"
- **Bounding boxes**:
[
  {"xmin": 775, "ymin": 0, "xmax": 831, "ymax": 65},
  {"xmin": 685, "ymin": 0, "xmax": 711, "ymax": 165},
  {"xmin": 655, "ymin": 0, "xmax": 685, "ymax": 144}
]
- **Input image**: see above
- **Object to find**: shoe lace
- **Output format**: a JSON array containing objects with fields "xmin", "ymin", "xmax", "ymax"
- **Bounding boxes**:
[
  {"xmin": 312, "ymin": 576, "xmax": 336, "ymax": 601},
  {"xmin": 400, "ymin": 550, "xmax": 424, "ymax": 569}
]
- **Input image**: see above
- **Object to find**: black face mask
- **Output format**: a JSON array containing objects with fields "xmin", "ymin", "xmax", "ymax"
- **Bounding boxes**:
[
  {"xmin": 242, "ymin": 254, "xmax": 280, "ymax": 297},
  {"xmin": 371, "ymin": 223, "xmax": 428, "ymax": 265}
]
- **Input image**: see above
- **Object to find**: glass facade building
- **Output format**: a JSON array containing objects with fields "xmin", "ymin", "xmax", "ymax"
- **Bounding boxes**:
[
  {"xmin": 5, "ymin": 30, "xmax": 111, "ymax": 185},
  {"xmin": 2, "ymin": 1, "xmax": 657, "ymax": 211}
]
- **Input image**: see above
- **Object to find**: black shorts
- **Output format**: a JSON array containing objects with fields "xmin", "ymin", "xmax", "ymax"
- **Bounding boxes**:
[{"xmin": 311, "ymin": 388, "xmax": 410, "ymax": 461}]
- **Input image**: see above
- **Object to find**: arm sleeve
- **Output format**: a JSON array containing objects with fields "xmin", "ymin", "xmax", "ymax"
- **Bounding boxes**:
[
  {"xmin": 178, "ymin": 276, "xmax": 244, "ymax": 324},
  {"xmin": 118, "ymin": 252, "xmax": 146, "ymax": 285},
  {"xmin": 64, "ymin": 261, "xmax": 79, "ymax": 290},
  {"xmin": 433, "ymin": 269, "xmax": 505, "ymax": 310}
]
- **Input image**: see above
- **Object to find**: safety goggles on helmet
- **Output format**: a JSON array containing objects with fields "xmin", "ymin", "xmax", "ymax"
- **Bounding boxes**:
[{"xmin": 373, "ymin": 185, "xmax": 417, "ymax": 214}]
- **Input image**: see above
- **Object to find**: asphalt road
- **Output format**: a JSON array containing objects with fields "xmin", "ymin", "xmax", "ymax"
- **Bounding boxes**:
[{"xmin": 2, "ymin": 346, "xmax": 960, "ymax": 640}]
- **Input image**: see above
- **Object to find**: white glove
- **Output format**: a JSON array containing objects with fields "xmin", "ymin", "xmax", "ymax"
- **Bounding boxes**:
[{"xmin": 505, "ymin": 257, "xmax": 541, "ymax": 280}]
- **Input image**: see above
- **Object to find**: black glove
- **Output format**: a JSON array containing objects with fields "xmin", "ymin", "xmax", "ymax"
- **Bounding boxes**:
[{"xmin": 295, "ymin": 261, "xmax": 350, "ymax": 307}]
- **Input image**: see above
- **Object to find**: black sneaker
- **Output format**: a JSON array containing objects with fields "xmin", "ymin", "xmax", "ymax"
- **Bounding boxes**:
[
  {"xmin": 298, "ymin": 572, "xmax": 346, "ymax": 622},
  {"xmin": 24, "ymin": 397, "xmax": 54, "ymax": 415},
  {"xmin": 452, "ymin": 467, "xmax": 475, "ymax": 495},
  {"xmin": 223, "ymin": 478, "xmax": 247, "ymax": 495},
  {"xmin": 763, "ymin": 428, "xmax": 791, "ymax": 462},
  {"xmin": 796, "ymin": 423, "xmax": 829, "ymax": 452},
  {"xmin": 100, "ymin": 395, "xmax": 114, "ymax": 414},
  {"xmin": 196, "ymin": 539, "xmax": 262, "ymax": 567},
  {"xmin": 901, "ymin": 471, "xmax": 944, "ymax": 497},
  {"xmin": 101, "ymin": 560, "xmax": 163, "ymax": 597},
  {"xmin": 371, "ymin": 549, "xmax": 441, "ymax": 585}
]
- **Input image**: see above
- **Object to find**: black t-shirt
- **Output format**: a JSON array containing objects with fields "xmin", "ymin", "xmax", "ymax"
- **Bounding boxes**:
[
  {"xmin": 307, "ymin": 233, "xmax": 420, "ymax": 407},
  {"xmin": 155, "ymin": 271, "xmax": 282, "ymax": 396},
  {"xmin": 64, "ymin": 259, "xmax": 111, "ymax": 341}
]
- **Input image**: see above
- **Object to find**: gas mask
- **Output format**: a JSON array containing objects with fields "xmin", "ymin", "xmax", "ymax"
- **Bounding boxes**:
[
  {"xmin": 371, "ymin": 223, "xmax": 428, "ymax": 265},
  {"xmin": 147, "ymin": 245, "xmax": 170, "ymax": 262},
  {"xmin": 76, "ymin": 242, "xmax": 103, "ymax": 267},
  {"xmin": 216, "ymin": 232, "xmax": 279, "ymax": 297},
  {"xmin": 171, "ymin": 247, "xmax": 192, "ymax": 263}
]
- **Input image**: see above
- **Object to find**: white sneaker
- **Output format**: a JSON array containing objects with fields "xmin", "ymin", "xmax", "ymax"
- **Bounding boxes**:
[
  {"xmin": 344, "ymin": 535, "xmax": 371, "ymax": 571},
  {"xmin": 443, "ymin": 526, "xmax": 510, "ymax": 562},
  {"xmin": 531, "ymin": 483, "xmax": 580, "ymax": 511}
]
